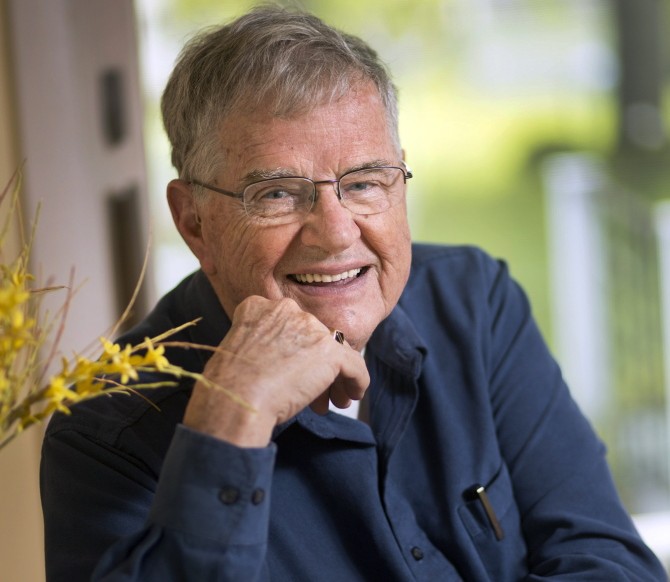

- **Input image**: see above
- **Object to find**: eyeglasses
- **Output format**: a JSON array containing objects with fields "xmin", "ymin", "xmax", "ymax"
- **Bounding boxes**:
[{"xmin": 190, "ymin": 164, "xmax": 413, "ymax": 225}]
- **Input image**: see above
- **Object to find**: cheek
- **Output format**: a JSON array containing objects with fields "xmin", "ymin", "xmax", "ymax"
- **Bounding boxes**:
[
  {"xmin": 220, "ymin": 222, "xmax": 259, "ymax": 265},
  {"xmin": 358, "ymin": 208, "xmax": 411, "ymax": 311},
  {"xmin": 206, "ymin": 216, "xmax": 295, "ymax": 296},
  {"xmin": 202, "ymin": 214, "xmax": 248, "ymax": 273},
  {"xmin": 367, "ymin": 209, "xmax": 411, "ymax": 274},
  {"xmin": 383, "ymin": 226, "xmax": 412, "ymax": 298}
]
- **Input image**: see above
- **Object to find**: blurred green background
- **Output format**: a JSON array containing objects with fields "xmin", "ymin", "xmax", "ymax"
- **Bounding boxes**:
[{"xmin": 135, "ymin": 0, "xmax": 670, "ymax": 517}]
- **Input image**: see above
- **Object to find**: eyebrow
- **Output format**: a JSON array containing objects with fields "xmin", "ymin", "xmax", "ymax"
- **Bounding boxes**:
[
  {"xmin": 241, "ymin": 168, "xmax": 296, "ymax": 183},
  {"xmin": 346, "ymin": 159, "xmax": 396, "ymax": 173},
  {"xmin": 240, "ymin": 160, "xmax": 396, "ymax": 184}
]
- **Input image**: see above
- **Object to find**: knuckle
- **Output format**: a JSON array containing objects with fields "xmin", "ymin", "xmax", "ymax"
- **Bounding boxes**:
[
  {"xmin": 231, "ymin": 296, "xmax": 269, "ymax": 327},
  {"xmin": 236, "ymin": 295, "xmax": 262, "ymax": 312},
  {"xmin": 276, "ymin": 297, "xmax": 300, "ymax": 312}
]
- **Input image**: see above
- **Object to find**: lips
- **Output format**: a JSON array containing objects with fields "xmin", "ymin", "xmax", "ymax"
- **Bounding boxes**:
[{"xmin": 291, "ymin": 267, "xmax": 363, "ymax": 284}]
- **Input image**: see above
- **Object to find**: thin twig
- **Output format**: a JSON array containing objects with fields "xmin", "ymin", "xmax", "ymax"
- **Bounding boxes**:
[
  {"xmin": 0, "ymin": 163, "xmax": 22, "ymax": 204},
  {"xmin": 135, "ymin": 318, "xmax": 201, "ymax": 346},
  {"xmin": 36, "ymin": 268, "xmax": 76, "ymax": 386},
  {"xmin": 30, "ymin": 285, "xmax": 67, "ymax": 295},
  {"xmin": 109, "ymin": 231, "xmax": 153, "ymax": 341}
]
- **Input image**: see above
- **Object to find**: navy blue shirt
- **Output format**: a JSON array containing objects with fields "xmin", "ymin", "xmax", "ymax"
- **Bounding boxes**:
[{"xmin": 41, "ymin": 245, "xmax": 666, "ymax": 580}]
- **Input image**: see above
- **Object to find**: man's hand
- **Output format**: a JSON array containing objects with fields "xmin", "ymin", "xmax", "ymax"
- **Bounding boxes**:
[{"xmin": 183, "ymin": 296, "xmax": 370, "ymax": 447}]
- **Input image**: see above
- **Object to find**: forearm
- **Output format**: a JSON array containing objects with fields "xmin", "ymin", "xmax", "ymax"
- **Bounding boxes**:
[{"xmin": 513, "ymin": 394, "xmax": 663, "ymax": 579}]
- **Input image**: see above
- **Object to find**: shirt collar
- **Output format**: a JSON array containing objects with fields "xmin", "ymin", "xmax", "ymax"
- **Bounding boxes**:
[
  {"xmin": 367, "ymin": 303, "xmax": 428, "ymax": 379},
  {"xmin": 182, "ymin": 271, "xmax": 232, "ymax": 350}
]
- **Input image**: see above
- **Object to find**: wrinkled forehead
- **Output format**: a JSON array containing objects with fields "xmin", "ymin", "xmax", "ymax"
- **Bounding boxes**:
[
  {"xmin": 220, "ymin": 83, "xmax": 399, "ymax": 162},
  {"xmin": 195, "ymin": 78, "xmax": 399, "ymax": 184},
  {"xmin": 228, "ymin": 70, "xmax": 381, "ymax": 119},
  {"xmin": 221, "ymin": 79, "xmax": 399, "ymax": 148}
]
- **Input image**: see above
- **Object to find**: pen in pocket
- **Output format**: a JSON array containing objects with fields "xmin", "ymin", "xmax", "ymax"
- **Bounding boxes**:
[{"xmin": 473, "ymin": 484, "xmax": 504, "ymax": 541}]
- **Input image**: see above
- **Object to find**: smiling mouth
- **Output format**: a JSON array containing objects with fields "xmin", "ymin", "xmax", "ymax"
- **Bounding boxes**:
[{"xmin": 290, "ymin": 267, "xmax": 366, "ymax": 285}]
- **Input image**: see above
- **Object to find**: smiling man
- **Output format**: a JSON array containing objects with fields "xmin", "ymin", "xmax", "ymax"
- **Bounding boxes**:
[{"xmin": 40, "ymin": 6, "xmax": 665, "ymax": 581}]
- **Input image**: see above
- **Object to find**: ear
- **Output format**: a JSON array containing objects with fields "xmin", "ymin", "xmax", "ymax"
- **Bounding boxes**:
[
  {"xmin": 166, "ymin": 179, "xmax": 216, "ymax": 275},
  {"xmin": 401, "ymin": 148, "xmax": 406, "ymax": 162}
]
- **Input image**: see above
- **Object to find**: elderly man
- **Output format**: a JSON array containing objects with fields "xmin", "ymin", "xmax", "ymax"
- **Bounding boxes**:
[{"xmin": 41, "ymin": 6, "xmax": 665, "ymax": 581}]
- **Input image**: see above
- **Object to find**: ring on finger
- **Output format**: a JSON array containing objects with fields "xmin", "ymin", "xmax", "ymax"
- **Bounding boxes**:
[{"xmin": 330, "ymin": 329, "xmax": 345, "ymax": 344}]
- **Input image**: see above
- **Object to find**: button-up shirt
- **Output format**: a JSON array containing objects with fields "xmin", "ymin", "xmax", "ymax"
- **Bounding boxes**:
[{"xmin": 41, "ymin": 244, "xmax": 666, "ymax": 581}]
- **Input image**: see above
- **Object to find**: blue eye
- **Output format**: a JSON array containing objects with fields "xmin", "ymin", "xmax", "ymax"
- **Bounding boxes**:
[
  {"xmin": 245, "ymin": 178, "xmax": 312, "ymax": 207},
  {"xmin": 340, "ymin": 168, "xmax": 396, "ymax": 199},
  {"xmin": 346, "ymin": 180, "xmax": 374, "ymax": 192},
  {"xmin": 261, "ymin": 189, "xmax": 292, "ymax": 200}
]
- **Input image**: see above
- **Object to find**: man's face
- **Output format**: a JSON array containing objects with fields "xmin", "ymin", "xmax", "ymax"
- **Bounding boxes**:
[{"xmin": 190, "ymin": 83, "xmax": 411, "ymax": 349}]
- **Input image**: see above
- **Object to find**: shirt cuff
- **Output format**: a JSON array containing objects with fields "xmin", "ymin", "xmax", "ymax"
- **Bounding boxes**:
[{"xmin": 149, "ymin": 424, "xmax": 276, "ymax": 546}]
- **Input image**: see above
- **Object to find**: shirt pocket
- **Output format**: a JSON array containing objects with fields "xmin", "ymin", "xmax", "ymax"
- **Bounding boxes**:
[{"xmin": 457, "ymin": 461, "xmax": 527, "ymax": 582}]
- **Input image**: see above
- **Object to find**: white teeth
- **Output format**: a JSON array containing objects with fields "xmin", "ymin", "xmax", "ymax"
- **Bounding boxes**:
[{"xmin": 294, "ymin": 268, "xmax": 361, "ymax": 284}]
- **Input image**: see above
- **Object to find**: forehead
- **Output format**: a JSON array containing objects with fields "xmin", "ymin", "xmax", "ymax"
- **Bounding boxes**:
[{"xmin": 217, "ymin": 84, "xmax": 399, "ymax": 180}]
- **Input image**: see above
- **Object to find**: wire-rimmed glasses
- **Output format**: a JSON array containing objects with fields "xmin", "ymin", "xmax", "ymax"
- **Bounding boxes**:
[{"xmin": 190, "ymin": 164, "xmax": 412, "ymax": 225}]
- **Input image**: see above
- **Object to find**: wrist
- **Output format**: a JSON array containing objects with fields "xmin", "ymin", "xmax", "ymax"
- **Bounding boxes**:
[{"xmin": 183, "ymin": 391, "xmax": 275, "ymax": 448}]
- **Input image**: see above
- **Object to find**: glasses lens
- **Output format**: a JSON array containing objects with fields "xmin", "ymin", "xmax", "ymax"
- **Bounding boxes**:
[
  {"xmin": 243, "ymin": 178, "xmax": 314, "ymax": 222},
  {"xmin": 339, "ymin": 167, "xmax": 405, "ymax": 215}
]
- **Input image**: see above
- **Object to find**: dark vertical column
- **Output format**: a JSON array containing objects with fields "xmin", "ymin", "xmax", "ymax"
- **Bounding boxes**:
[{"xmin": 614, "ymin": 0, "xmax": 666, "ymax": 152}]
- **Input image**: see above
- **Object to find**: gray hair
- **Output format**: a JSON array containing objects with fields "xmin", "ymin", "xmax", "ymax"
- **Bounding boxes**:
[{"xmin": 161, "ymin": 4, "xmax": 400, "ymax": 183}]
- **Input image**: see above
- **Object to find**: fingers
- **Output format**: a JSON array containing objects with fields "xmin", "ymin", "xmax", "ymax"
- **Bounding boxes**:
[
  {"xmin": 189, "ymin": 295, "xmax": 369, "ymax": 442},
  {"xmin": 309, "ymin": 330, "xmax": 367, "ymax": 413},
  {"xmin": 323, "ymin": 334, "xmax": 369, "ymax": 411},
  {"xmin": 327, "ymin": 389, "xmax": 352, "ymax": 411},
  {"xmin": 310, "ymin": 392, "xmax": 331, "ymax": 415}
]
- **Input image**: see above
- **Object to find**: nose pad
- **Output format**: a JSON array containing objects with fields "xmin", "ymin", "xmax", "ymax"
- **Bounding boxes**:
[{"xmin": 311, "ymin": 179, "xmax": 343, "ymax": 209}]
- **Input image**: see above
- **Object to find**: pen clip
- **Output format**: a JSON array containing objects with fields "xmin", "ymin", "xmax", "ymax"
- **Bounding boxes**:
[{"xmin": 475, "ymin": 484, "xmax": 505, "ymax": 541}]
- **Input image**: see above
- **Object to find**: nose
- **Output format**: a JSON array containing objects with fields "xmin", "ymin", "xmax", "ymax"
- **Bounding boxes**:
[{"xmin": 299, "ymin": 183, "xmax": 360, "ymax": 253}]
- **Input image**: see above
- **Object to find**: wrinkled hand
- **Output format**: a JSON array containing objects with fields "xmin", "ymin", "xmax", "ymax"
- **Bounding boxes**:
[{"xmin": 183, "ymin": 296, "xmax": 370, "ymax": 447}]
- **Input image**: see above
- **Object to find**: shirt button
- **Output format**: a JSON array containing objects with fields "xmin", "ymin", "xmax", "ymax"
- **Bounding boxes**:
[
  {"xmin": 251, "ymin": 489, "xmax": 265, "ymax": 505},
  {"xmin": 410, "ymin": 546, "xmax": 424, "ymax": 561},
  {"xmin": 219, "ymin": 486, "xmax": 240, "ymax": 505}
]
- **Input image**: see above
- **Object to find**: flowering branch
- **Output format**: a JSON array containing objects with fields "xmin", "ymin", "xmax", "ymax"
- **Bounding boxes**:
[{"xmin": 0, "ymin": 169, "xmax": 251, "ymax": 451}]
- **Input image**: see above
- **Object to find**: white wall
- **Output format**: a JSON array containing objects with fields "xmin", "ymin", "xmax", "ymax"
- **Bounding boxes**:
[{"xmin": 8, "ymin": 0, "xmax": 152, "ymax": 352}]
